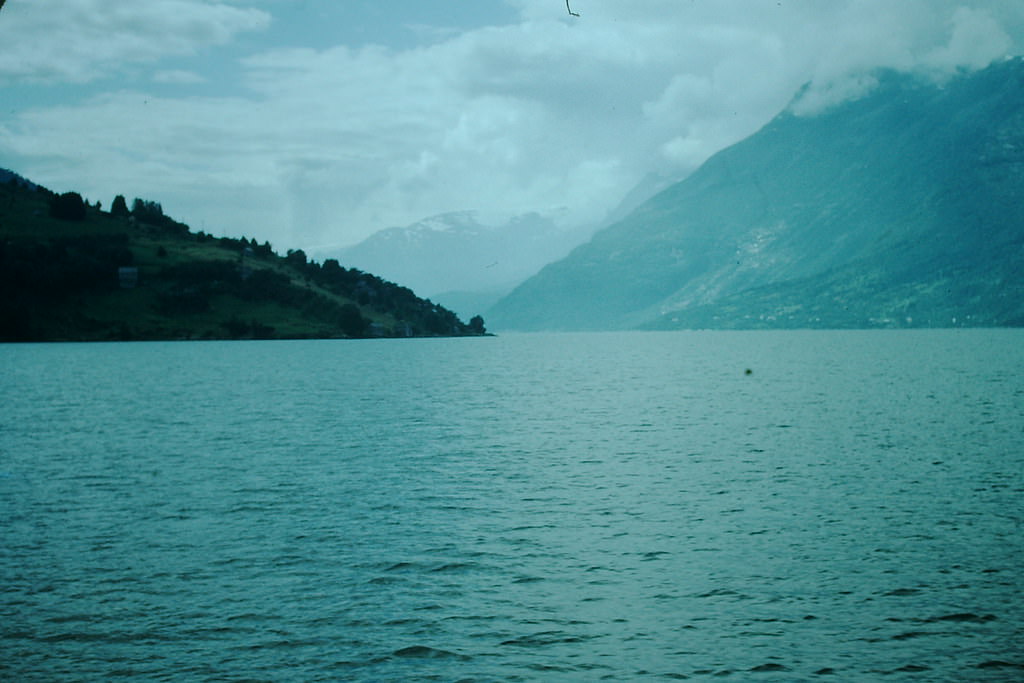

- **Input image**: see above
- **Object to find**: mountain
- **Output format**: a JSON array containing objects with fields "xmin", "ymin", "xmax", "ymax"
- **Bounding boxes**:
[
  {"xmin": 330, "ymin": 211, "xmax": 592, "ymax": 319},
  {"xmin": 0, "ymin": 174, "xmax": 487, "ymax": 341},
  {"xmin": 598, "ymin": 170, "xmax": 687, "ymax": 227},
  {"xmin": 488, "ymin": 59, "xmax": 1024, "ymax": 330}
]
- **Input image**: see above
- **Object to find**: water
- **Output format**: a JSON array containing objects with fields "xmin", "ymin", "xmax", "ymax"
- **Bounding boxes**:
[{"xmin": 1, "ymin": 330, "xmax": 1022, "ymax": 681}]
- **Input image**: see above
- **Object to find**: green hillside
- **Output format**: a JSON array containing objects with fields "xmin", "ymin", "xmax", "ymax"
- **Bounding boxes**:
[{"xmin": 0, "ymin": 173, "xmax": 488, "ymax": 342}]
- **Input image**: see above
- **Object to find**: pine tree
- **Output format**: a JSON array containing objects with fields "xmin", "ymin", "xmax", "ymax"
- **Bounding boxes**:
[{"xmin": 110, "ymin": 194, "xmax": 129, "ymax": 217}]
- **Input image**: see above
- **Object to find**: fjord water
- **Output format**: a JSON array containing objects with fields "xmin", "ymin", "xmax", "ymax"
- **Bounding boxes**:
[{"xmin": 1, "ymin": 331, "xmax": 1021, "ymax": 681}]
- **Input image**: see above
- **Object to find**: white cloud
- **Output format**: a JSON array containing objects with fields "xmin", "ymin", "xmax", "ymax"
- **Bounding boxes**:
[
  {"xmin": 2, "ymin": 0, "xmax": 1022, "ymax": 253},
  {"xmin": 0, "ymin": 0, "xmax": 270, "ymax": 84},
  {"xmin": 789, "ymin": 74, "xmax": 881, "ymax": 118},
  {"xmin": 926, "ymin": 7, "xmax": 1013, "ymax": 71},
  {"xmin": 152, "ymin": 69, "xmax": 207, "ymax": 85},
  {"xmin": 788, "ymin": 1, "xmax": 1022, "ymax": 114}
]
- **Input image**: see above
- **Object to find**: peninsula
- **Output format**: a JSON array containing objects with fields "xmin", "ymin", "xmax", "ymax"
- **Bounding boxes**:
[{"xmin": 0, "ymin": 171, "xmax": 488, "ymax": 342}]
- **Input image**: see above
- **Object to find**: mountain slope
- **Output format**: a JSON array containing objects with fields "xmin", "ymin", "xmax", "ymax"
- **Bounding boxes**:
[{"xmin": 488, "ymin": 59, "xmax": 1024, "ymax": 330}]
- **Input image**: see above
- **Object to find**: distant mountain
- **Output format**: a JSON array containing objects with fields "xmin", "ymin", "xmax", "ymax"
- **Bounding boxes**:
[
  {"xmin": 599, "ymin": 170, "xmax": 687, "ymax": 227},
  {"xmin": 0, "ymin": 172, "xmax": 487, "ymax": 341},
  {"xmin": 488, "ymin": 58, "xmax": 1024, "ymax": 330},
  {"xmin": 330, "ymin": 211, "xmax": 592, "ymax": 319}
]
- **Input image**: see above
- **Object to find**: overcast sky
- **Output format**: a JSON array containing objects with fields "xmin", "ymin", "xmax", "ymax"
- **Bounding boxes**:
[{"xmin": 2, "ymin": 1, "xmax": 1021, "ymax": 253}]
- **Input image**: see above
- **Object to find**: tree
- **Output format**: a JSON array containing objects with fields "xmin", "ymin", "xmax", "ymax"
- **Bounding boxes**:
[
  {"xmin": 468, "ymin": 315, "xmax": 487, "ymax": 335},
  {"xmin": 49, "ymin": 192, "xmax": 86, "ymax": 221},
  {"xmin": 110, "ymin": 194, "xmax": 129, "ymax": 217},
  {"xmin": 338, "ymin": 303, "xmax": 368, "ymax": 337},
  {"xmin": 131, "ymin": 198, "xmax": 165, "ymax": 223},
  {"xmin": 285, "ymin": 248, "xmax": 307, "ymax": 267}
]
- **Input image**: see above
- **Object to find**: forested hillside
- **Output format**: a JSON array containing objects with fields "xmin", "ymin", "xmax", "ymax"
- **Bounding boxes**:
[{"xmin": 0, "ymin": 172, "xmax": 487, "ymax": 342}]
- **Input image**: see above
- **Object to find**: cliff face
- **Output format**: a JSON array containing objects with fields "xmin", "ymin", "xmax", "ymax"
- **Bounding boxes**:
[{"xmin": 488, "ymin": 59, "xmax": 1024, "ymax": 330}]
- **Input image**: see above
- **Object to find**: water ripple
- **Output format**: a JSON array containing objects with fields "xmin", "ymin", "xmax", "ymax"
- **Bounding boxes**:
[{"xmin": 1, "ymin": 331, "xmax": 1022, "ymax": 681}]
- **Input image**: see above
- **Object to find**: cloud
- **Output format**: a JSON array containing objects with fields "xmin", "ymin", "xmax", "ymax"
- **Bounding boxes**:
[
  {"xmin": 0, "ymin": 0, "xmax": 270, "ymax": 84},
  {"xmin": 926, "ymin": 7, "xmax": 1014, "ymax": 71},
  {"xmin": 2, "ymin": 0, "xmax": 1022, "ymax": 253},
  {"xmin": 152, "ymin": 69, "xmax": 207, "ymax": 84}
]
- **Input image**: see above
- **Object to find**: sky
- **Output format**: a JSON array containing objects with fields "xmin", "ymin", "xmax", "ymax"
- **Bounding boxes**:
[{"xmin": 2, "ymin": 0, "xmax": 1022, "ymax": 254}]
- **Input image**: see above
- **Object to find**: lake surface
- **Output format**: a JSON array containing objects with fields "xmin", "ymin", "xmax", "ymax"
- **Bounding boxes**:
[{"xmin": 1, "ymin": 330, "xmax": 1022, "ymax": 681}]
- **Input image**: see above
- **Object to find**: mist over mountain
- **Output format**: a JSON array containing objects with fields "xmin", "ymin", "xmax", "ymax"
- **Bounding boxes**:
[
  {"xmin": 329, "ymin": 212, "xmax": 592, "ymax": 318},
  {"xmin": 488, "ymin": 59, "xmax": 1024, "ymax": 331}
]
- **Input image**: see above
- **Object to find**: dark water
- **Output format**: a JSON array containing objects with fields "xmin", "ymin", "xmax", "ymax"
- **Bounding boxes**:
[{"xmin": 1, "ymin": 330, "xmax": 1022, "ymax": 681}]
